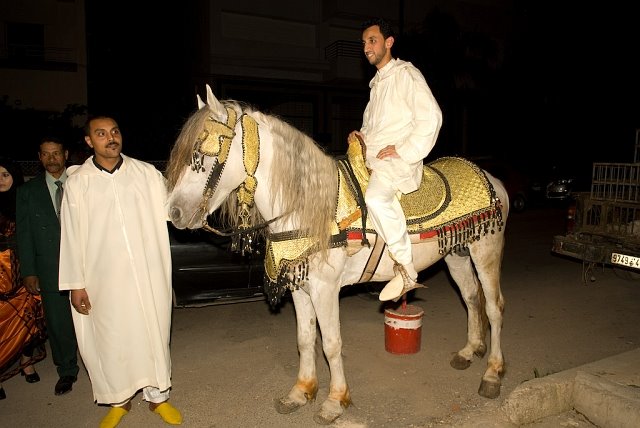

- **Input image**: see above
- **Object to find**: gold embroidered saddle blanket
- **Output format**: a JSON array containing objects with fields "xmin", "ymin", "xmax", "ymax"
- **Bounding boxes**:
[
  {"xmin": 335, "ymin": 141, "xmax": 503, "ymax": 252},
  {"xmin": 262, "ymin": 140, "xmax": 504, "ymax": 305}
]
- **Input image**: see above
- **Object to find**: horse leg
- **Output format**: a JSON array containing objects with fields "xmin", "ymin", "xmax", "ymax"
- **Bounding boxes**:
[
  {"xmin": 444, "ymin": 252, "xmax": 488, "ymax": 369},
  {"xmin": 275, "ymin": 288, "xmax": 319, "ymax": 414},
  {"xmin": 470, "ymin": 240, "xmax": 505, "ymax": 399},
  {"xmin": 310, "ymin": 278, "xmax": 351, "ymax": 425}
]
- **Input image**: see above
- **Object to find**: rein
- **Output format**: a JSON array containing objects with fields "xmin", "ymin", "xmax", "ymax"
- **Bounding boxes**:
[{"xmin": 202, "ymin": 215, "xmax": 283, "ymax": 236}]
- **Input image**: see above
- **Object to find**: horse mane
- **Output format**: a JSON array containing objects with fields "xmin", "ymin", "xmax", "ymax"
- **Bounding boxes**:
[
  {"xmin": 166, "ymin": 100, "xmax": 338, "ymax": 255},
  {"xmin": 165, "ymin": 106, "xmax": 210, "ymax": 192},
  {"xmin": 265, "ymin": 111, "xmax": 338, "ymax": 254}
]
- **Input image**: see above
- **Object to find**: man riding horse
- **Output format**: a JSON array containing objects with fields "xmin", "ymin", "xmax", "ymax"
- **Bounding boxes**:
[{"xmin": 350, "ymin": 18, "xmax": 442, "ymax": 302}]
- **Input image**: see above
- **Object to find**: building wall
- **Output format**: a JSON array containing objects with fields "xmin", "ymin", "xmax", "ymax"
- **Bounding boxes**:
[
  {"xmin": 196, "ymin": 1, "xmax": 515, "ymax": 154},
  {"xmin": 0, "ymin": 0, "xmax": 87, "ymax": 113},
  {"xmin": 1, "ymin": 0, "xmax": 520, "ymax": 159}
]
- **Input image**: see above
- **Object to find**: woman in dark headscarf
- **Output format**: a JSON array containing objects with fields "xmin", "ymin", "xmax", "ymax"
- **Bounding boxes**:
[
  {"xmin": 0, "ymin": 157, "xmax": 46, "ymax": 399},
  {"xmin": 0, "ymin": 157, "xmax": 24, "ymax": 220}
]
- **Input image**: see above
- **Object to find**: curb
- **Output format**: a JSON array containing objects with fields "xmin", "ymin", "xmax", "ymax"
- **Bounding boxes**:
[{"xmin": 502, "ymin": 348, "xmax": 640, "ymax": 427}]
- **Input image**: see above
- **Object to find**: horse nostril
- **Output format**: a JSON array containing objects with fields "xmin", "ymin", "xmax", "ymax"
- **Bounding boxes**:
[{"xmin": 169, "ymin": 206, "xmax": 182, "ymax": 222}]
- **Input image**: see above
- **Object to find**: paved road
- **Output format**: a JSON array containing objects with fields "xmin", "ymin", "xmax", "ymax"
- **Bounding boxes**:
[{"xmin": 2, "ymin": 206, "xmax": 640, "ymax": 427}]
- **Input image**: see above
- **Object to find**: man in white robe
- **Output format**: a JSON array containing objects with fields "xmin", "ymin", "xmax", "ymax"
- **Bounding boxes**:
[
  {"xmin": 350, "ymin": 18, "xmax": 442, "ymax": 302},
  {"xmin": 59, "ymin": 116, "xmax": 182, "ymax": 427}
]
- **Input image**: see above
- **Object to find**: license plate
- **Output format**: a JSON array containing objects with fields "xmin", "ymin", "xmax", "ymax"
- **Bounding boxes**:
[{"xmin": 611, "ymin": 252, "xmax": 640, "ymax": 269}]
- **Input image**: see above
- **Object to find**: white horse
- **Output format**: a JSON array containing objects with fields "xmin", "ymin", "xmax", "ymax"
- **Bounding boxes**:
[{"xmin": 165, "ymin": 85, "xmax": 508, "ymax": 425}]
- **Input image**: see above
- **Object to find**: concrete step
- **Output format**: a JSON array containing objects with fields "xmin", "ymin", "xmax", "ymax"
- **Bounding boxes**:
[{"xmin": 502, "ymin": 348, "xmax": 640, "ymax": 427}]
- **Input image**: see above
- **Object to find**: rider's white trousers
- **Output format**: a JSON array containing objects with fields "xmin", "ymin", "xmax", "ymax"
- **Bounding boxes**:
[{"xmin": 365, "ymin": 171, "xmax": 416, "ymax": 279}]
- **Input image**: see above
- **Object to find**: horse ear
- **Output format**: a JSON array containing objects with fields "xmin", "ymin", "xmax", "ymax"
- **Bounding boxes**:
[
  {"xmin": 196, "ymin": 94, "xmax": 205, "ymax": 110},
  {"xmin": 205, "ymin": 84, "xmax": 225, "ymax": 114}
]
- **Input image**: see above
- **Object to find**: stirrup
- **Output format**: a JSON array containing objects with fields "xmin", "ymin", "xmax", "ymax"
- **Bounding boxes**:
[
  {"xmin": 392, "ymin": 279, "xmax": 425, "ymax": 303},
  {"xmin": 379, "ymin": 266, "xmax": 425, "ymax": 302},
  {"xmin": 379, "ymin": 273, "xmax": 405, "ymax": 301}
]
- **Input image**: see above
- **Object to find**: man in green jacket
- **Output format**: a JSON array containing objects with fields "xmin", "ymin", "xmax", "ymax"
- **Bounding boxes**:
[{"xmin": 16, "ymin": 137, "xmax": 79, "ymax": 396}]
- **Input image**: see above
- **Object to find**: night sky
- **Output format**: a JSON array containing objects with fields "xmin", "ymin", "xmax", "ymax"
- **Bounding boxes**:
[
  {"xmin": 84, "ymin": 3, "xmax": 195, "ymax": 161},
  {"xmin": 83, "ymin": 2, "xmax": 639, "ymax": 186}
]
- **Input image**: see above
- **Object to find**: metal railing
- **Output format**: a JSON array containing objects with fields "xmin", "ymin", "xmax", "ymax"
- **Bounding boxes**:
[
  {"xmin": 591, "ymin": 163, "xmax": 640, "ymax": 203},
  {"xmin": 577, "ymin": 195, "xmax": 640, "ymax": 240}
]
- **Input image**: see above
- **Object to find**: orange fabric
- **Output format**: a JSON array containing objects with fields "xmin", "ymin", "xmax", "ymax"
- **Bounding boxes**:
[
  {"xmin": 0, "ymin": 245, "xmax": 18, "ymax": 294},
  {"xmin": 0, "ymin": 242, "xmax": 46, "ymax": 381}
]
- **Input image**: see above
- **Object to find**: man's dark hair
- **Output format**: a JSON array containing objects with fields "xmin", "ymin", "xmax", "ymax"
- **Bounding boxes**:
[
  {"xmin": 83, "ymin": 114, "xmax": 112, "ymax": 136},
  {"xmin": 39, "ymin": 136, "xmax": 65, "ymax": 150},
  {"xmin": 361, "ymin": 18, "xmax": 395, "ymax": 39}
]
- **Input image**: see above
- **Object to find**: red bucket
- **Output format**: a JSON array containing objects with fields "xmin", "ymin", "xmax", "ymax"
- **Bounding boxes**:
[{"xmin": 384, "ymin": 304, "xmax": 424, "ymax": 354}]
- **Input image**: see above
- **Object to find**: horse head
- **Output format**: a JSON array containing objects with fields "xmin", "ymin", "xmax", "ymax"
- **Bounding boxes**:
[{"xmin": 166, "ymin": 85, "xmax": 250, "ymax": 230}]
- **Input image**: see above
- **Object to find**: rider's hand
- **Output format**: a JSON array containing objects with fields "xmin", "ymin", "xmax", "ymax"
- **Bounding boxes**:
[
  {"xmin": 376, "ymin": 145, "xmax": 399, "ymax": 160},
  {"xmin": 348, "ymin": 131, "xmax": 364, "ymax": 145}
]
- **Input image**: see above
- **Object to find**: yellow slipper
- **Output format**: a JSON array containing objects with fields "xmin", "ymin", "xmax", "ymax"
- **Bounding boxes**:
[
  {"xmin": 99, "ymin": 406, "xmax": 129, "ymax": 428},
  {"xmin": 153, "ymin": 402, "xmax": 183, "ymax": 425}
]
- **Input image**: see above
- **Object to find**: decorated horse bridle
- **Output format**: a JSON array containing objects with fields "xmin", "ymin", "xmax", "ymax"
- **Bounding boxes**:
[
  {"xmin": 192, "ymin": 105, "xmax": 254, "ymax": 230},
  {"xmin": 190, "ymin": 106, "xmax": 282, "ymax": 252}
]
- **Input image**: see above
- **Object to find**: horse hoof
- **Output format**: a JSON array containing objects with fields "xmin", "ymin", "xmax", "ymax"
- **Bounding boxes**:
[
  {"xmin": 478, "ymin": 379, "xmax": 501, "ymax": 399},
  {"xmin": 450, "ymin": 353, "xmax": 472, "ymax": 370},
  {"xmin": 274, "ymin": 397, "xmax": 304, "ymax": 414},
  {"xmin": 313, "ymin": 412, "xmax": 340, "ymax": 425},
  {"xmin": 313, "ymin": 400, "xmax": 343, "ymax": 425}
]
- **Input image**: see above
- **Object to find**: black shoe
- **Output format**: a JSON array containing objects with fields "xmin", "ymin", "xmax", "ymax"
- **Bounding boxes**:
[
  {"xmin": 54, "ymin": 376, "xmax": 77, "ymax": 395},
  {"xmin": 0, "ymin": 387, "xmax": 6, "ymax": 400},
  {"xmin": 20, "ymin": 368, "xmax": 40, "ymax": 383}
]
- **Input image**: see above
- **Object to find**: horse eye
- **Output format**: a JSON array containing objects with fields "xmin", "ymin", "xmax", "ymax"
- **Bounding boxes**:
[{"xmin": 191, "ymin": 151, "xmax": 206, "ymax": 172}]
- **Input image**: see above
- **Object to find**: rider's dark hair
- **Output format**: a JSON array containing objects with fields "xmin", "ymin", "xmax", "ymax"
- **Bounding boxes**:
[{"xmin": 361, "ymin": 18, "xmax": 395, "ymax": 40}]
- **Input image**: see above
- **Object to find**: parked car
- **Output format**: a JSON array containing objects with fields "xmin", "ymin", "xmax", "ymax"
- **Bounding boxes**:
[
  {"xmin": 546, "ymin": 177, "xmax": 574, "ymax": 200},
  {"xmin": 169, "ymin": 222, "xmax": 266, "ymax": 307},
  {"xmin": 544, "ymin": 163, "xmax": 592, "ymax": 204}
]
